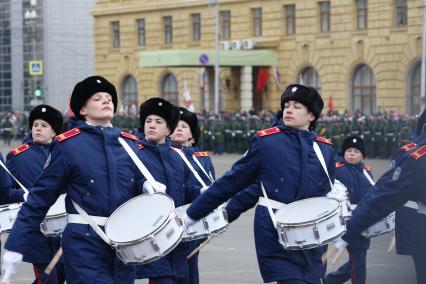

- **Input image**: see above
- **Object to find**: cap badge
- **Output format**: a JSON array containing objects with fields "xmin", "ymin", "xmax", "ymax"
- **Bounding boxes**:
[
  {"xmin": 41, "ymin": 107, "xmax": 46, "ymax": 112},
  {"xmin": 96, "ymin": 79, "xmax": 101, "ymax": 84},
  {"xmin": 158, "ymin": 102, "xmax": 163, "ymax": 106},
  {"xmin": 353, "ymin": 138, "xmax": 357, "ymax": 143},
  {"xmin": 291, "ymin": 87, "xmax": 297, "ymax": 92}
]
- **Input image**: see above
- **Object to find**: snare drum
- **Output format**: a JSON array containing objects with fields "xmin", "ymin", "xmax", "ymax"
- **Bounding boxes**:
[
  {"xmin": 361, "ymin": 212, "xmax": 395, "ymax": 238},
  {"xmin": 275, "ymin": 197, "xmax": 346, "ymax": 250},
  {"xmin": 40, "ymin": 194, "xmax": 68, "ymax": 237},
  {"xmin": 176, "ymin": 203, "xmax": 228, "ymax": 242},
  {"xmin": 0, "ymin": 203, "xmax": 22, "ymax": 233},
  {"xmin": 105, "ymin": 193, "xmax": 184, "ymax": 264}
]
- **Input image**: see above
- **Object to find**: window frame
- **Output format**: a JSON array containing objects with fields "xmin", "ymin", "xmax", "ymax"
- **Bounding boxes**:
[
  {"xmin": 111, "ymin": 21, "xmax": 120, "ymax": 48},
  {"xmin": 164, "ymin": 16, "xmax": 173, "ymax": 44},
  {"xmin": 284, "ymin": 4, "xmax": 296, "ymax": 35},
  {"xmin": 252, "ymin": 7, "xmax": 262, "ymax": 37}
]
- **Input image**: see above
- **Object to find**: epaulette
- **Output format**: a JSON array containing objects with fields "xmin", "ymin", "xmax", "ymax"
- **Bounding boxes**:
[
  {"xmin": 410, "ymin": 145, "xmax": 426, "ymax": 160},
  {"xmin": 336, "ymin": 162, "xmax": 345, "ymax": 168},
  {"xmin": 10, "ymin": 144, "xmax": 30, "ymax": 156},
  {"xmin": 193, "ymin": 151, "xmax": 212, "ymax": 157},
  {"xmin": 401, "ymin": 142, "xmax": 417, "ymax": 152},
  {"xmin": 137, "ymin": 144, "xmax": 144, "ymax": 150},
  {"xmin": 364, "ymin": 165, "xmax": 372, "ymax": 172},
  {"xmin": 120, "ymin": 132, "xmax": 139, "ymax": 142},
  {"xmin": 257, "ymin": 127, "xmax": 281, "ymax": 137},
  {"xmin": 315, "ymin": 136, "xmax": 333, "ymax": 145},
  {"xmin": 55, "ymin": 128, "xmax": 81, "ymax": 142}
]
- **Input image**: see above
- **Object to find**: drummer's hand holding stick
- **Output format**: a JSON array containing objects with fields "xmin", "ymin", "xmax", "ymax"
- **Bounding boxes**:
[
  {"xmin": 331, "ymin": 238, "xmax": 347, "ymax": 265},
  {"xmin": 1, "ymin": 250, "xmax": 23, "ymax": 284},
  {"xmin": 187, "ymin": 235, "xmax": 214, "ymax": 260},
  {"xmin": 143, "ymin": 181, "xmax": 166, "ymax": 195},
  {"xmin": 387, "ymin": 234, "xmax": 396, "ymax": 252}
]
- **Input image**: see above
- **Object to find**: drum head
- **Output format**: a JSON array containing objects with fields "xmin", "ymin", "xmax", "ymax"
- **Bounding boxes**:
[
  {"xmin": 275, "ymin": 197, "xmax": 339, "ymax": 225},
  {"xmin": 46, "ymin": 194, "xmax": 66, "ymax": 216},
  {"xmin": 106, "ymin": 193, "xmax": 174, "ymax": 243}
]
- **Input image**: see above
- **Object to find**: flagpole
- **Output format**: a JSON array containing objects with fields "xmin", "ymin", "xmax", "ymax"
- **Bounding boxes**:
[{"xmin": 421, "ymin": 0, "xmax": 426, "ymax": 112}]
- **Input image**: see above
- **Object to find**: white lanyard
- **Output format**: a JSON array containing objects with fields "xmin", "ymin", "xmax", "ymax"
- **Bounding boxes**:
[
  {"xmin": 259, "ymin": 181, "xmax": 278, "ymax": 227},
  {"xmin": 0, "ymin": 158, "xmax": 29, "ymax": 199},
  {"xmin": 171, "ymin": 147, "xmax": 207, "ymax": 188},
  {"xmin": 362, "ymin": 169, "xmax": 375, "ymax": 185},
  {"xmin": 192, "ymin": 154, "xmax": 214, "ymax": 183},
  {"xmin": 313, "ymin": 141, "xmax": 334, "ymax": 191}
]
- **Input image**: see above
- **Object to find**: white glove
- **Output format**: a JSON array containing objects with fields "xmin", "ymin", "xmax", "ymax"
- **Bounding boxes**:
[
  {"xmin": 333, "ymin": 238, "xmax": 347, "ymax": 250},
  {"xmin": 143, "ymin": 181, "xmax": 166, "ymax": 195},
  {"xmin": 183, "ymin": 212, "xmax": 197, "ymax": 234},
  {"xmin": 1, "ymin": 250, "xmax": 23, "ymax": 283},
  {"xmin": 327, "ymin": 190, "xmax": 347, "ymax": 202},
  {"xmin": 200, "ymin": 186, "xmax": 209, "ymax": 194}
]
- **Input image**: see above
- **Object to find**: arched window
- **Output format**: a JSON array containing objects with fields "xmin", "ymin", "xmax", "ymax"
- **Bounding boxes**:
[
  {"xmin": 161, "ymin": 73, "xmax": 178, "ymax": 105},
  {"xmin": 297, "ymin": 67, "xmax": 321, "ymax": 93},
  {"xmin": 408, "ymin": 62, "xmax": 421, "ymax": 115},
  {"xmin": 121, "ymin": 75, "xmax": 138, "ymax": 109},
  {"xmin": 352, "ymin": 64, "xmax": 376, "ymax": 115}
]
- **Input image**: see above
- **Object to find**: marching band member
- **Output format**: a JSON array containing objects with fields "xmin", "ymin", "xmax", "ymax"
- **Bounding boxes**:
[
  {"xmin": 6, "ymin": 104, "xmax": 65, "ymax": 284},
  {"xmin": 324, "ymin": 136, "xmax": 373, "ymax": 284},
  {"xmin": 184, "ymin": 84, "xmax": 336, "ymax": 284},
  {"xmin": 1, "ymin": 76, "xmax": 148, "ymax": 283},
  {"xmin": 170, "ymin": 107, "xmax": 215, "ymax": 284},
  {"xmin": 134, "ymin": 98, "xmax": 200, "ymax": 284},
  {"xmin": 341, "ymin": 109, "xmax": 426, "ymax": 284}
]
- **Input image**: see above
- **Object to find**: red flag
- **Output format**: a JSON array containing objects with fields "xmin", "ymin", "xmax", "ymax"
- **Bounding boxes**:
[
  {"xmin": 328, "ymin": 95, "xmax": 334, "ymax": 112},
  {"xmin": 256, "ymin": 67, "xmax": 270, "ymax": 94}
]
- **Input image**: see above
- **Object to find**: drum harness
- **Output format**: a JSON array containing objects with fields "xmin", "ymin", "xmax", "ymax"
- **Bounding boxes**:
[
  {"xmin": 68, "ymin": 137, "xmax": 166, "ymax": 248},
  {"xmin": 0, "ymin": 158, "xmax": 29, "ymax": 200},
  {"xmin": 258, "ymin": 142, "xmax": 335, "ymax": 228},
  {"xmin": 171, "ymin": 147, "xmax": 209, "ymax": 188}
]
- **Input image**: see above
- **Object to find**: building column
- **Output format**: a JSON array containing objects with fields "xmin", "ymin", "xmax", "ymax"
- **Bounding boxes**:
[{"xmin": 240, "ymin": 66, "xmax": 253, "ymax": 111}]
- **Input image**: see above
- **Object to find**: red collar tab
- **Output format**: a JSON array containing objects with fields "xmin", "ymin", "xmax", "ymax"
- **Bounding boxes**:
[
  {"xmin": 11, "ymin": 144, "xmax": 30, "ymax": 155},
  {"xmin": 410, "ymin": 145, "xmax": 426, "ymax": 160},
  {"xmin": 315, "ymin": 136, "xmax": 333, "ymax": 145},
  {"xmin": 193, "ymin": 151, "xmax": 212, "ymax": 157},
  {"xmin": 120, "ymin": 132, "xmax": 140, "ymax": 142},
  {"xmin": 336, "ymin": 162, "xmax": 345, "ymax": 168},
  {"xmin": 401, "ymin": 142, "xmax": 417, "ymax": 152},
  {"xmin": 257, "ymin": 127, "xmax": 281, "ymax": 137},
  {"xmin": 55, "ymin": 128, "xmax": 81, "ymax": 142}
]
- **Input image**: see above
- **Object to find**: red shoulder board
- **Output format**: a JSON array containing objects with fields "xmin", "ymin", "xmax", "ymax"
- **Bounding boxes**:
[
  {"xmin": 120, "ymin": 132, "xmax": 139, "ymax": 142},
  {"xmin": 315, "ymin": 136, "xmax": 333, "ymax": 145},
  {"xmin": 137, "ymin": 144, "xmax": 144, "ymax": 150},
  {"xmin": 55, "ymin": 128, "xmax": 81, "ymax": 142},
  {"xmin": 335, "ymin": 162, "xmax": 345, "ymax": 168},
  {"xmin": 410, "ymin": 145, "xmax": 426, "ymax": 160},
  {"xmin": 193, "ymin": 151, "xmax": 212, "ymax": 157},
  {"xmin": 10, "ymin": 144, "xmax": 30, "ymax": 156},
  {"xmin": 401, "ymin": 142, "xmax": 417, "ymax": 152},
  {"xmin": 257, "ymin": 127, "xmax": 281, "ymax": 137},
  {"xmin": 364, "ymin": 165, "xmax": 372, "ymax": 172}
]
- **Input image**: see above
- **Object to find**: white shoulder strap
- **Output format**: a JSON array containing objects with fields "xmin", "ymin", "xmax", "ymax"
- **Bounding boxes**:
[
  {"xmin": 171, "ymin": 147, "xmax": 207, "ymax": 188},
  {"xmin": 313, "ymin": 141, "xmax": 334, "ymax": 191},
  {"xmin": 192, "ymin": 155, "xmax": 214, "ymax": 183},
  {"xmin": 362, "ymin": 169, "xmax": 375, "ymax": 185},
  {"xmin": 260, "ymin": 181, "xmax": 278, "ymax": 227}
]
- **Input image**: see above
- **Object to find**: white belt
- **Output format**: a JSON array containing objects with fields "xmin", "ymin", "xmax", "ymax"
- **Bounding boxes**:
[
  {"xmin": 403, "ymin": 201, "xmax": 419, "ymax": 210},
  {"xmin": 68, "ymin": 214, "xmax": 108, "ymax": 226},
  {"xmin": 257, "ymin": 197, "xmax": 286, "ymax": 210},
  {"xmin": 418, "ymin": 202, "xmax": 426, "ymax": 216}
]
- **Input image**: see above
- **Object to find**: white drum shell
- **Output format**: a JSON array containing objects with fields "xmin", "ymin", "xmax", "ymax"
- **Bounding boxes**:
[
  {"xmin": 361, "ymin": 212, "xmax": 395, "ymax": 238},
  {"xmin": 105, "ymin": 193, "xmax": 184, "ymax": 264},
  {"xmin": 176, "ymin": 204, "xmax": 229, "ymax": 242},
  {"xmin": 276, "ymin": 197, "xmax": 346, "ymax": 250},
  {"xmin": 40, "ymin": 194, "xmax": 67, "ymax": 237},
  {"xmin": 0, "ymin": 203, "xmax": 22, "ymax": 233}
]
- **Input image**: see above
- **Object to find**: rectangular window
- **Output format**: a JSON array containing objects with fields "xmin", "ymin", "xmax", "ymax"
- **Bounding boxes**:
[
  {"xmin": 192, "ymin": 13, "xmax": 201, "ymax": 41},
  {"xmin": 395, "ymin": 0, "xmax": 407, "ymax": 27},
  {"xmin": 356, "ymin": 0, "xmax": 368, "ymax": 30},
  {"xmin": 319, "ymin": 1, "xmax": 330, "ymax": 32},
  {"xmin": 164, "ymin": 16, "xmax": 173, "ymax": 44},
  {"xmin": 220, "ymin": 10, "xmax": 231, "ymax": 40},
  {"xmin": 111, "ymin": 21, "xmax": 120, "ymax": 48},
  {"xmin": 252, "ymin": 8, "xmax": 262, "ymax": 37},
  {"xmin": 284, "ymin": 5, "xmax": 295, "ymax": 35},
  {"xmin": 137, "ymin": 19, "xmax": 145, "ymax": 46}
]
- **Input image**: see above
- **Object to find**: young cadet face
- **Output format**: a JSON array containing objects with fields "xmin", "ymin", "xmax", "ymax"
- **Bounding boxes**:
[
  {"xmin": 282, "ymin": 100, "xmax": 315, "ymax": 130},
  {"xmin": 344, "ymin": 147, "xmax": 363, "ymax": 165},
  {"xmin": 144, "ymin": 114, "xmax": 171, "ymax": 144},
  {"xmin": 170, "ymin": 120, "xmax": 194, "ymax": 147},
  {"xmin": 79, "ymin": 92, "xmax": 114, "ymax": 126},
  {"xmin": 32, "ymin": 119, "xmax": 56, "ymax": 145}
]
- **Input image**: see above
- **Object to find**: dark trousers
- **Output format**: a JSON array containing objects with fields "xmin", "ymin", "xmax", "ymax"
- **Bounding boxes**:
[
  {"xmin": 149, "ymin": 277, "xmax": 174, "ymax": 284},
  {"xmin": 324, "ymin": 248, "xmax": 366, "ymax": 284},
  {"xmin": 277, "ymin": 280, "xmax": 311, "ymax": 284},
  {"xmin": 174, "ymin": 252, "xmax": 200, "ymax": 284},
  {"xmin": 32, "ymin": 262, "xmax": 65, "ymax": 284},
  {"xmin": 412, "ymin": 252, "xmax": 426, "ymax": 284}
]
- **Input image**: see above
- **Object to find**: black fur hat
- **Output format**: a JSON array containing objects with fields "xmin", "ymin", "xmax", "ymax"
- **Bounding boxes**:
[
  {"xmin": 417, "ymin": 109, "xmax": 426, "ymax": 136},
  {"xmin": 70, "ymin": 76, "xmax": 117, "ymax": 120},
  {"xmin": 341, "ymin": 136, "xmax": 366, "ymax": 157},
  {"xmin": 179, "ymin": 107, "xmax": 200, "ymax": 145},
  {"xmin": 29, "ymin": 104, "xmax": 63, "ymax": 134},
  {"xmin": 280, "ymin": 84, "xmax": 324, "ymax": 121},
  {"xmin": 139, "ymin": 98, "xmax": 180, "ymax": 134}
]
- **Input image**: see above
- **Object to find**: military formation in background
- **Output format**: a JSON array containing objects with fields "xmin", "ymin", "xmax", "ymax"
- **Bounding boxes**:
[{"xmin": 111, "ymin": 109, "xmax": 418, "ymax": 159}]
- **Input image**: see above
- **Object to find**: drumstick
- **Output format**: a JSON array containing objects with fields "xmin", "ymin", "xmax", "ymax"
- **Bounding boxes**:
[
  {"xmin": 387, "ymin": 235, "xmax": 396, "ymax": 252},
  {"xmin": 44, "ymin": 247, "xmax": 63, "ymax": 275},
  {"xmin": 331, "ymin": 245, "xmax": 347, "ymax": 265},
  {"xmin": 187, "ymin": 235, "xmax": 214, "ymax": 260},
  {"xmin": 322, "ymin": 245, "xmax": 336, "ymax": 264}
]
